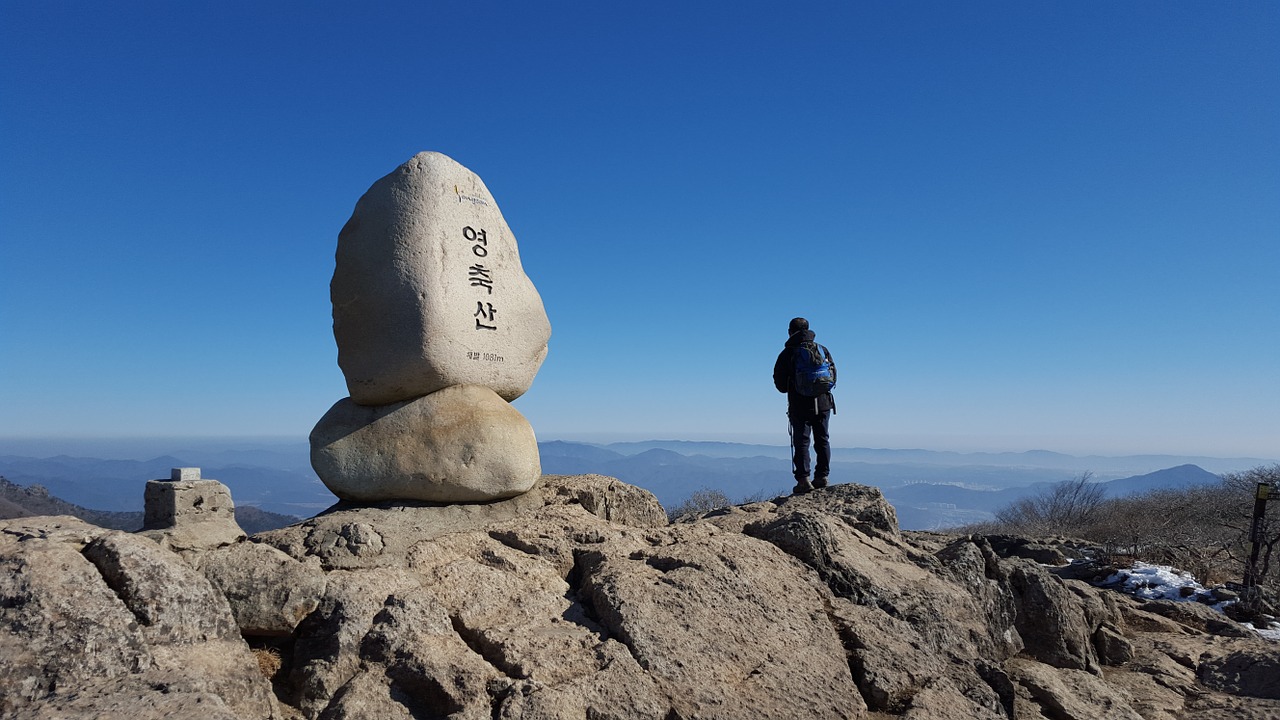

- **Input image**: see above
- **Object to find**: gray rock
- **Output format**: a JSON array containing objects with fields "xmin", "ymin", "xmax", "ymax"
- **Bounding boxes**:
[
  {"xmin": 1001, "ymin": 559, "xmax": 1101, "ymax": 674},
  {"xmin": 255, "ymin": 473, "xmax": 661, "ymax": 572},
  {"xmin": 0, "ymin": 516, "xmax": 280, "ymax": 719},
  {"xmin": 984, "ymin": 534, "xmax": 1070, "ymax": 565},
  {"xmin": 253, "ymin": 478, "xmax": 866, "ymax": 719},
  {"xmin": 1094, "ymin": 623, "xmax": 1135, "ymax": 665},
  {"xmin": 775, "ymin": 480, "xmax": 900, "ymax": 534},
  {"xmin": 1139, "ymin": 598, "xmax": 1255, "ymax": 637},
  {"xmin": 331, "ymin": 151, "xmax": 550, "ymax": 406},
  {"xmin": 1183, "ymin": 694, "xmax": 1280, "ymax": 720},
  {"xmin": 1198, "ymin": 645, "xmax": 1280, "ymax": 699},
  {"xmin": 1212, "ymin": 586, "xmax": 1240, "ymax": 601},
  {"xmin": 310, "ymin": 384, "xmax": 541, "ymax": 503},
  {"xmin": 747, "ymin": 505, "xmax": 1019, "ymax": 663},
  {"xmin": 10, "ymin": 476, "xmax": 1280, "ymax": 720},
  {"xmin": 829, "ymin": 600, "xmax": 1007, "ymax": 718},
  {"xmin": 286, "ymin": 567, "xmax": 426, "ymax": 719},
  {"xmin": 1008, "ymin": 658, "xmax": 1144, "ymax": 720},
  {"xmin": 140, "ymin": 477, "xmax": 246, "ymax": 554},
  {"xmin": 538, "ymin": 473, "xmax": 668, "ymax": 529},
  {"xmin": 196, "ymin": 539, "xmax": 328, "ymax": 637},
  {"xmin": 575, "ymin": 523, "xmax": 865, "ymax": 720}
]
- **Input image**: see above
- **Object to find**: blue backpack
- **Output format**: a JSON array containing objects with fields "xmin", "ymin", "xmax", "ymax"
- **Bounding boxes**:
[{"xmin": 793, "ymin": 342, "xmax": 835, "ymax": 397}]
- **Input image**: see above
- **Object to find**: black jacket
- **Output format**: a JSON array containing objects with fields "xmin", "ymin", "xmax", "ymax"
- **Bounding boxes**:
[{"xmin": 773, "ymin": 329, "xmax": 836, "ymax": 414}]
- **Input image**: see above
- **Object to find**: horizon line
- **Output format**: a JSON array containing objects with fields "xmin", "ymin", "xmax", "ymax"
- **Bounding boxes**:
[{"xmin": 0, "ymin": 434, "xmax": 1275, "ymax": 463}]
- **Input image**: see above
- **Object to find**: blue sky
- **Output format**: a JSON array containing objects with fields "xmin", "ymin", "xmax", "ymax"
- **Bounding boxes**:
[{"xmin": 2, "ymin": 2, "xmax": 1277, "ymax": 457}]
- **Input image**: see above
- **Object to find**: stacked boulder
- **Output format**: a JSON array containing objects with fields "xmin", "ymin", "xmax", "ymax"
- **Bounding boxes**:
[{"xmin": 310, "ymin": 152, "xmax": 551, "ymax": 503}]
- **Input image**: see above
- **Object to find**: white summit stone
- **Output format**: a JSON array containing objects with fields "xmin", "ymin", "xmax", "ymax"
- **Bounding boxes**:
[
  {"xmin": 332, "ymin": 151, "xmax": 551, "ymax": 406},
  {"xmin": 310, "ymin": 384, "xmax": 541, "ymax": 503}
]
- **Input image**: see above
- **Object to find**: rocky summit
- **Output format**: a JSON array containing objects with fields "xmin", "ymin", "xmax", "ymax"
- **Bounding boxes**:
[{"xmin": 3, "ymin": 475, "xmax": 1278, "ymax": 719}]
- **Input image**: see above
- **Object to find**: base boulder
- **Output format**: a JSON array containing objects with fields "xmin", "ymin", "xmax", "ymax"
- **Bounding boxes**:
[{"xmin": 311, "ymin": 384, "xmax": 540, "ymax": 503}]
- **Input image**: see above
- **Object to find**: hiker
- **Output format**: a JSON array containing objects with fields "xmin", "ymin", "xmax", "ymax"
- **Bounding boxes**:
[{"xmin": 773, "ymin": 317, "xmax": 837, "ymax": 495}]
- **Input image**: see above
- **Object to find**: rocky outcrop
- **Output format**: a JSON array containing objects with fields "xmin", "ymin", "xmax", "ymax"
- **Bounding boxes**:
[
  {"xmin": 196, "ymin": 540, "xmax": 328, "ymax": 637},
  {"xmin": 0, "ymin": 516, "xmax": 280, "ymax": 720},
  {"xmin": 4, "ymin": 477, "xmax": 1279, "ymax": 719},
  {"xmin": 1001, "ymin": 559, "xmax": 1101, "ymax": 673}
]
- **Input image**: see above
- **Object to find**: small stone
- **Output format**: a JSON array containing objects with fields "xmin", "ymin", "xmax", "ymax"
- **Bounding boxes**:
[
  {"xmin": 170, "ymin": 467, "xmax": 201, "ymax": 481},
  {"xmin": 1093, "ymin": 624, "xmax": 1134, "ymax": 666}
]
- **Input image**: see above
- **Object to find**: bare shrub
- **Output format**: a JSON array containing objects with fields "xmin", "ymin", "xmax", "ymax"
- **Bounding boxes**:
[
  {"xmin": 993, "ymin": 472, "xmax": 1105, "ymax": 535},
  {"xmin": 984, "ymin": 464, "xmax": 1280, "ymax": 597},
  {"xmin": 1087, "ymin": 484, "xmax": 1238, "ymax": 583},
  {"xmin": 1221, "ymin": 464, "xmax": 1280, "ymax": 596},
  {"xmin": 667, "ymin": 488, "xmax": 733, "ymax": 521}
]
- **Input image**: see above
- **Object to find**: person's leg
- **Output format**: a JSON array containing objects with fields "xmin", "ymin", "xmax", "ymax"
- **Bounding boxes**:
[
  {"xmin": 788, "ymin": 411, "xmax": 813, "ymax": 492},
  {"xmin": 811, "ymin": 411, "xmax": 831, "ymax": 487}
]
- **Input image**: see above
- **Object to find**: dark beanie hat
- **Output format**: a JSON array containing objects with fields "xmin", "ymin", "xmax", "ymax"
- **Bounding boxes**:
[{"xmin": 788, "ymin": 317, "xmax": 809, "ymax": 334}]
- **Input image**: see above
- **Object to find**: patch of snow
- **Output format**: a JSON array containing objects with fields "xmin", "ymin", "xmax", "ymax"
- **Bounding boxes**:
[
  {"xmin": 1245, "ymin": 622, "xmax": 1280, "ymax": 641},
  {"xmin": 1103, "ymin": 562, "xmax": 1203, "ymax": 602},
  {"xmin": 1098, "ymin": 561, "xmax": 1278, "ymax": 642}
]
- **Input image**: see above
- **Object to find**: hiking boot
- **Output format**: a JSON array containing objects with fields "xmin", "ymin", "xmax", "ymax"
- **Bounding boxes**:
[
  {"xmin": 812, "ymin": 476, "xmax": 828, "ymax": 489},
  {"xmin": 793, "ymin": 478, "xmax": 813, "ymax": 495}
]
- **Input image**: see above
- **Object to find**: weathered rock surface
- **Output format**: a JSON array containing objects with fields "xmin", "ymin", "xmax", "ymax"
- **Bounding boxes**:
[
  {"xmin": 139, "ymin": 475, "xmax": 247, "ymax": 553},
  {"xmin": 1197, "ymin": 644, "xmax": 1280, "ymax": 698},
  {"xmin": 331, "ymin": 151, "xmax": 550, "ymax": 406},
  {"xmin": 5, "ymin": 477, "xmax": 1280, "ymax": 719},
  {"xmin": 196, "ymin": 539, "xmax": 328, "ymax": 637},
  {"xmin": 1002, "ymin": 559, "xmax": 1101, "ymax": 673},
  {"xmin": 0, "ymin": 516, "xmax": 280, "ymax": 719},
  {"xmin": 311, "ymin": 384, "xmax": 541, "ymax": 503}
]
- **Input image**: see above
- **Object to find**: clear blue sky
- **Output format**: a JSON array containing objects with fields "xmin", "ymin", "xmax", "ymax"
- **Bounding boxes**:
[{"xmin": 2, "ymin": 2, "xmax": 1277, "ymax": 457}]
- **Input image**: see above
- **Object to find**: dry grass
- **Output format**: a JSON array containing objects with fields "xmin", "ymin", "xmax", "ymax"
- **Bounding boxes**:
[{"xmin": 253, "ymin": 646, "xmax": 282, "ymax": 679}]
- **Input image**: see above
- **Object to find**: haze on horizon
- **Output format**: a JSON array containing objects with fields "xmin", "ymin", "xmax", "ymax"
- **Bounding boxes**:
[
  {"xmin": 2, "ymin": 4, "xmax": 1276, "ymax": 462},
  {"xmin": 0, "ymin": 432, "xmax": 1275, "ymax": 466}
]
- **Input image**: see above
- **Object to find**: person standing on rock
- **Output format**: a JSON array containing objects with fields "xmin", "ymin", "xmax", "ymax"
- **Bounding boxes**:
[{"xmin": 773, "ymin": 317, "xmax": 837, "ymax": 495}]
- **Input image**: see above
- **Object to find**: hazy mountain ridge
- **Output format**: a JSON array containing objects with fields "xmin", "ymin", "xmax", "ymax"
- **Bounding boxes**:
[
  {"xmin": 1, "ymin": 439, "xmax": 1269, "ymax": 531},
  {"xmin": 539, "ymin": 442, "xmax": 1244, "ymax": 529},
  {"xmin": 592, "ymin": 439, "xmax": 1272, "ymax": 474}
]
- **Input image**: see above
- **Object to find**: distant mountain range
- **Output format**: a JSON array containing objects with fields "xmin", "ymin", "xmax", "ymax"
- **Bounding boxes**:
[
  {"xmin": 540, "ymin": 441, "xmax": 1245, "ymax": 529},
  {"xmin": 591, "ymin": 440, "xmax": 1269, "ymax": 475},
  {"xmin": 0, "ymin": 437, "xmax": 1270, "ymax": 531}
]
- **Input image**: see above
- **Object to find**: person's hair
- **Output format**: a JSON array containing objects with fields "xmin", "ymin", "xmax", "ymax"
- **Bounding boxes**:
[{"xmin": 788, "ymin": 317, "xmax": 809, "ymax": 334}]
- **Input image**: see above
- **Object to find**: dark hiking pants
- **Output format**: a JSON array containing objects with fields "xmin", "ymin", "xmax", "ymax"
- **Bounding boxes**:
[{"xmin": 788, "ymin": 409, "xmax": 831, "ymax": 481}]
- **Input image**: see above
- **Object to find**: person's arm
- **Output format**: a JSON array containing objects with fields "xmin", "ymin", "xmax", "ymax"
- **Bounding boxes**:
[{"xmin": 773, "ymin": 350, "xmax": 790, "ymax": 393}]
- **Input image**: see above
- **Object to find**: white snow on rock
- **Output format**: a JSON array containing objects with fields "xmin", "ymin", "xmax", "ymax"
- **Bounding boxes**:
[
  {"xmin": 1100, "ymin": 561, "xmax": 1279, "ymax": 641},
  {"xmin": 1104, "ymin": 562, "xmax": 1204, "ymax": 602}
]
